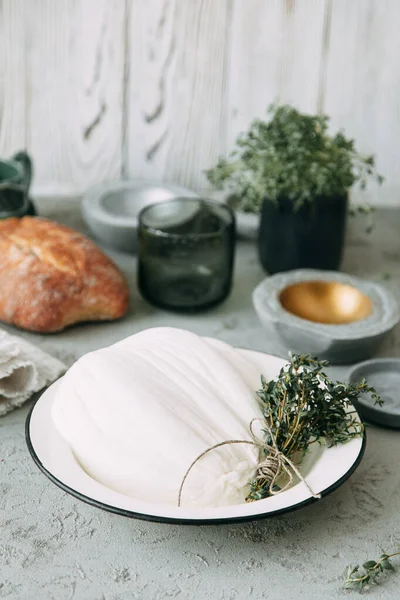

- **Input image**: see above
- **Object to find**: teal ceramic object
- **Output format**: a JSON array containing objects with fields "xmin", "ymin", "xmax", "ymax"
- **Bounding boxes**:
[{"xmin": 0, "ymin": 151, "xmax": 36, "ymax": 218}]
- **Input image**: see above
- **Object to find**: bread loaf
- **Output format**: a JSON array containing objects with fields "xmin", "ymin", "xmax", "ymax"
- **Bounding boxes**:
[{"xmin": 0, "ymin": 217, "xmax": 129, "ymax": 333}]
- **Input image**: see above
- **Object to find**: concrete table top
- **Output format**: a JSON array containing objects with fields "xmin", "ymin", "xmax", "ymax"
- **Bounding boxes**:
[{"xmin": 1, "ymin": 198, "xmax": 400, "ymax": 600}]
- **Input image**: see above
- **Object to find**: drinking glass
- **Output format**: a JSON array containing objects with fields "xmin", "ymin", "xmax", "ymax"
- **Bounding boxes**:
[{"xmin": 138, "ymin": 198, "xmax": 236, "ymax": 311}]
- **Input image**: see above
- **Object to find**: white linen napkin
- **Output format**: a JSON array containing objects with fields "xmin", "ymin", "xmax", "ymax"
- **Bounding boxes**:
[{"xmin": 0, "ymin": 329, "xmax": 66, "ymax": 416}]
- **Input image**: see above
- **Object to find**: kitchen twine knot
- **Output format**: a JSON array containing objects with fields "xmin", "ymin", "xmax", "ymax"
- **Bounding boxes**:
[{"xmin": 178, "ymin": 418, "xmax": 321, "ymax": 507}]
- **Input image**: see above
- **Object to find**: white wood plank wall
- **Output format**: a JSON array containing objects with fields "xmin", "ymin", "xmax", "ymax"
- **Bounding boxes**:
[{"xmin": 0, "ymin": 0, "xmax": 398, "ymax": 205}]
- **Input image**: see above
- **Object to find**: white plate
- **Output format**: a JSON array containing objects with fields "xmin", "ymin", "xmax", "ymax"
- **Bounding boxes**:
[{"xmin": 25, "ymin": 349, "xmax": 365, "ymax": 525}]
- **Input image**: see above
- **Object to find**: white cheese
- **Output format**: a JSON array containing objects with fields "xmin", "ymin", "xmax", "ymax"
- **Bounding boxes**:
[{"xmin": 52, "ymin": 327, "xmax": 264, "ymax": 508}]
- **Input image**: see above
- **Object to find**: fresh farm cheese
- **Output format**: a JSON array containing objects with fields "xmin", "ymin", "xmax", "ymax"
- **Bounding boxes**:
[{"xmin": 52, "ymin": 328, "xmax": 264, "ymax": 508}]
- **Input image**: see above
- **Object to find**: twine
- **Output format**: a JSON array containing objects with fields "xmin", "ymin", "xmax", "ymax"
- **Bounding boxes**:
[{"xmin": 178, "ymin": 418, "xmax": 321, "ymax": 507}]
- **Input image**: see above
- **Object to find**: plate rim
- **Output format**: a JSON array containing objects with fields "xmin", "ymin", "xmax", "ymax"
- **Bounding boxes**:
[{"xmin": 25, "ymin": 350, "xmax": 366, "ymax": 526}]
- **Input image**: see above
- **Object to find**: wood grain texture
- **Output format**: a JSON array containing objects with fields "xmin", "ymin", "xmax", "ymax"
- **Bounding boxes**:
[
  {"xmin": 227, "ymin": 0, "xmax": 328, "ymax": 150},
  {"xmin": 0, "ymin": 0, "xmax": 399, "ymax": 206},
  {"xmin": 124, "ymin": 0, "xmax": 232, "ymax": 190},
  {"xmin": 0, "ymin": 0, "xmax": 27, "ymax": 156},
  {"xmin": 25, "ymin": 0, "xmax": 126, "ymax": 195},
  {"xmin": 322, "ymin": 0, "xmax": 400, "ymax": 206}
]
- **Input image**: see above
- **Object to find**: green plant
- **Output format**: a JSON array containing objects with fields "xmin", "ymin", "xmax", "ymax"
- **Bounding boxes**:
[
  {"xmin": 246, "ymin": 353, "xmax": 381, "ymax": 502},
  {"xmin": 344, "ymin": 549, "xmax": 400, "ymax": 592},
  {"xmin": 206, "ymin": 104, "xmax": 384, "ymax": 214}
]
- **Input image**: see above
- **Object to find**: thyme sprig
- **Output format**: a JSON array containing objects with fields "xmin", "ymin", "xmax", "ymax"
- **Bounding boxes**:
[
  {"xmin": 247, "ymin": 354, "xmax": 381, "ymax": 502},
  {"xmin": 206, "ymin": 104, "xmax": 384, "ymax": 215},
  {"xmin": 344, "ymin": 549, "xmax": 399, "ymax": 592}
]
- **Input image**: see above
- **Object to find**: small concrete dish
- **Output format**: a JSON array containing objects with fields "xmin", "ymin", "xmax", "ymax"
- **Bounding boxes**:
[
  {"xmin": 82, "ymin": 180, "xmax": 199, "ymax": 253},
  {"xmin": 348, "ymin": 359, "xmax": 400, "ymax": 428},
  {"xmin": 253, "ymin": 269, "xmax": 399, "ymax": 364}
]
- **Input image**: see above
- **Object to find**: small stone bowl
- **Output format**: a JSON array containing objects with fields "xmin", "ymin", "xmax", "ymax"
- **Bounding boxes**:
[
  {"xmin": 82, "ymin": 180, "xmax": 199, "ymax": 253},
  {"xmin": 348, "ymin": 359, "xmax": 400, "ymax": 428},
  {"xmin": 253, "ymin": 269, "xmax": 399, "ymax": 364}
]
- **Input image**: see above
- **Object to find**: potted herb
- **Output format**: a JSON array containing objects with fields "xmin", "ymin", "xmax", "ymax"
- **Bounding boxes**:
[{"xmin": 206, "ymin": 105, "xmax": 383, "ymax": 274}]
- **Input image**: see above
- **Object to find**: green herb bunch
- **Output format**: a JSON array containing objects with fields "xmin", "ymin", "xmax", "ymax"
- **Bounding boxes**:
[
  {"xmin": 206, "ymin": 104, "xmax": 384, "ymax": 214},
  {"xmin": 345, "ymin": 549, "xmax": 400, "ymax": 592},
  {"xmin": 247, "ymin": 354, "xmax": 381, "ymax": 502}
]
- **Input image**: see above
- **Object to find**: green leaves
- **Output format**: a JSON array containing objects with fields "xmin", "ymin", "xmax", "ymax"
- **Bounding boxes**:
[
  {"xmin": 205, "ymin": 104, "xmax": 384, "ymax": 214},
  {"xmin": 362, "ymin": 561, "xmax": 377, "ymax": 570},
  {"xmin": 381, "ymin": 559, "xmax": 395, "ymax": 572},
  {"xmin": 246, "ymin": 353, "xmax": 378, "ymax": 502},
  {"xmin": 344, "ymin": 550, "xmax": 399, "ymax": 592}
]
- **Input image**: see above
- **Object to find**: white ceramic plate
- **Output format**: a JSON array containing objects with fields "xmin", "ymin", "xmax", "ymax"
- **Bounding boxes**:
[{"xmin": 26, "ymin": 350, "xmax": 365, "ymax": 525}]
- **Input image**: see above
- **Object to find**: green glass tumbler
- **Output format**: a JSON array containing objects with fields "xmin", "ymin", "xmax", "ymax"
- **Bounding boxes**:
[{"xmin": 138, "ymin": 198, "xmax": 236, "ymax": 311}]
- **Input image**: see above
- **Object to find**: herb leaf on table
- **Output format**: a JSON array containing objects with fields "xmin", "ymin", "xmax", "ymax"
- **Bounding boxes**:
[{"xmin": 344, "ymin": 550, "xmax": 400, "ymax": 592}]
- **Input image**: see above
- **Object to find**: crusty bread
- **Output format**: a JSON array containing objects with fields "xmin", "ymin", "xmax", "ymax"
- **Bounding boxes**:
[{"xmin": 0, "ymin": 217, "xmax": 129, "ymax": 333}]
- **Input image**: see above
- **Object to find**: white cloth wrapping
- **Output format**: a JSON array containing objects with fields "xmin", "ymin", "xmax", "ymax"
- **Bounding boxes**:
[
  {"xmin": 52, "ymin": 328, "xmax": 265, "ymax": 508},
  {"xmin": 0, "ymin": 329, "xmax": 66, "ymax": 416}
]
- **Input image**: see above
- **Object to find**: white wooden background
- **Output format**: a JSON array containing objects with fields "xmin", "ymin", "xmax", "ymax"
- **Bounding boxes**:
[{"xmin": 0, "ymin": 0, "xmax": 399, "ymax": 205}]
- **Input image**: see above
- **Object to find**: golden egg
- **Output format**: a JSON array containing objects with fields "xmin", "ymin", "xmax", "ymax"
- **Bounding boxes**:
[{"xmin": 279, "ymin": 281, "xmax": 373, "ymax": 325}]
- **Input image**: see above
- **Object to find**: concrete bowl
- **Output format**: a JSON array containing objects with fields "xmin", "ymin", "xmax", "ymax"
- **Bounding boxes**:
[
  {"xmin": 82, "ymin": 180, "xmax": 199, "ymax": 253},
  {"xmin": 253, "ymin": 269, "xmax": 399, "ymax": 364},
  {"xmin": 348, "ymin": 358, "xmax": 400, "ymax": 428}
]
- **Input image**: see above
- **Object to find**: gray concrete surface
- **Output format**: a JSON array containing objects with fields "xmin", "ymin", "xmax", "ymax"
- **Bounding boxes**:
[{"xmin": 1, "ymin": 199, "xmax": 400, "ymax": 600}]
